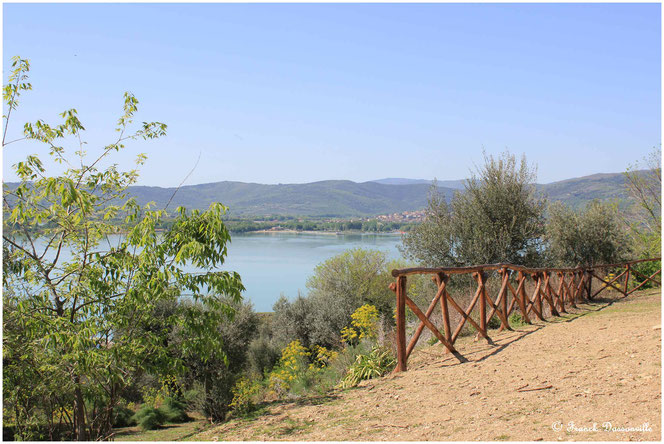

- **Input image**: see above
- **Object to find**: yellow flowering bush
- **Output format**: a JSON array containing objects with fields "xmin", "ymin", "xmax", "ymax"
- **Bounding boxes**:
[
  {"xmin": 268, "ymin": 340, "xmax": 310, "ymax": 395},
  {"xmin": 310, "ymin": 345, "xmax": 339, "ymax": 369},
  {"xmin": 341, "ymin": 304, "xmax": 379, "ymax": 344},
  {"xmin": 340, "ymin": 325, "xmax": 358, "ymax": 343},
  {"xmin": 141, "ymin": 374, "xmax": 179, "ymax": 407},
  {"xmin": 229, "ymin": 376, "xmax": 260, "ymax": 416}
]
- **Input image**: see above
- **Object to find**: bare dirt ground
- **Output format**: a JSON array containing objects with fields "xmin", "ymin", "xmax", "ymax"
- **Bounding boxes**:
[{"xmin": 193, "ymin": 288, "xmax": 661, "ymax": 441}]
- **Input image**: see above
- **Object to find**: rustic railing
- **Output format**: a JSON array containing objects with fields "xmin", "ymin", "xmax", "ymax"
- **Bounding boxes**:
[{"xmin": 389, "ymin": 257, "xmax": 661, "ymax": 372}]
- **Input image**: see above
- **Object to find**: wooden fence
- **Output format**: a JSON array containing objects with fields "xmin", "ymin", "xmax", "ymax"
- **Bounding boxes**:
[{"xmin": 389, "ymin": 257, "xmax": 661, "ymax": 372}]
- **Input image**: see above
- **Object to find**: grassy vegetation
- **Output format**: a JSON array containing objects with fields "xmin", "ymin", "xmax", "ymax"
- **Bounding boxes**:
[{"xmin": 114, "ymin": 414, "xmax": 211, "ymax": 442}]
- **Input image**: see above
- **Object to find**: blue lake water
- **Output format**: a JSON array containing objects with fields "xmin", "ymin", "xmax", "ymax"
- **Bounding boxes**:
[
  {"xmin": 27, "ymin": 232, "xmax": 403, "ymax": 312},
  {"xmin": 222, "ymin": 232, "xmax": 403, "ymax": 311}
]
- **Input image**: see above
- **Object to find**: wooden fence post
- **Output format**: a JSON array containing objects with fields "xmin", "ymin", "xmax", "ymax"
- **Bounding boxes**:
[
  {"xmin": 531, "ymin": 272, "xmax": 544, "ymax": 318},
  {"xmin": 477, "ymin": 271, "xmax": 487, "ymax": 339},
  {"xmin": 517, "ymin": 271, "xmax": 529, "ymax": 323},
  {"xmin": 623, "ymin": 264, "xmax": 630, "ymax": 296},
  {"xmin": 570, "ymin": 271, "xmax": 579, "ymax": 308},
  {"xmin": 501, "ymin": 269, "xmax": 509, "ymax": 326},
  {"xmin": 395, "ymin": 275, "xmax": 408, "ymax": 372},
  {"xmin": 437, "ymin": 273, "xmax": 452, "ymax": 350},
  {"xmin": 559, "ymin": 273, "xmax": 568, "ymax": 314}
]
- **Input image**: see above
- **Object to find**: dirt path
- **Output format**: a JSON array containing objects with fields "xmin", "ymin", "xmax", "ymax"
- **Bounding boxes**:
[{"xmin": 193, "ymin": 289, "xmax": 661, "ymax": 441}]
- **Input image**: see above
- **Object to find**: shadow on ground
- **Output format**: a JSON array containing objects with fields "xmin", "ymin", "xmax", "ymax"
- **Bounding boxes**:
[{"xmin": 409, "ymin": 294, "xmax": 625, "ymax": 370}]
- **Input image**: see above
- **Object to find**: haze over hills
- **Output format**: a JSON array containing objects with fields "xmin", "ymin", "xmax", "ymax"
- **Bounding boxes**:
[{"xmin": 122, "ymin": 171, "xmax": 640, "ymax": 217}]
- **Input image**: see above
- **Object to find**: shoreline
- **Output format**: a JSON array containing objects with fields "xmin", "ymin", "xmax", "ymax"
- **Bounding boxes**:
[{"xmin": 233, "ymin": 229, "xmax": 404, "ymax": 236}]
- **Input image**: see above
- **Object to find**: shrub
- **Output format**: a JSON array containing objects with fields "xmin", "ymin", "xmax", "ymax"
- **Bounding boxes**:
[
  {"xmin": 182, "ymin": 384, "xmax": 205, "ymax": 413},
  {"xmin": 229, "ymin": 377, "xmax": 260, "ymax": 417},
  {"xmin": 339, "ymin": 346, "xmax": 396, "ymax": 389},
  {"xmin": 545, "ymin": 200, "xmax": 630, "ymax": 267},
  {"xmin": 341, "ymin": 304, "xmax": 380, "ymax": 345},
  {"xmin": 487, "ymin": 315, "xmax": 502, "ymax": 330},
  {"xmin": 247, "ymin": 334, "xmax": 281, "ymax": 376},
  {"xmin": 175, "ymin": 299, "xmax": 260, "ymax": 422},
  {"xmin": 112, "ymin": 405, "xmax": 137, "ymax": 428},
  {"xmin": 508, "ymin": 312, "xmax": 527, "ymax": 328},
  {"xmin": 631, "ymin": 259, "xmax": 661, "ymax": 290},
  {"xmin": 159, "ymin": 397, "xmax": 191, "ymax": 423},
  {"xmin": 268, "ymin": 340, "xmax": 310, "ymax": 396},
  {"xmin": 132, "ymin": 405, "xmax": 166, "ymax": 431},
  {"xmin": 271, "ymin": 294, "xmax": 316, "ymax": 348}
]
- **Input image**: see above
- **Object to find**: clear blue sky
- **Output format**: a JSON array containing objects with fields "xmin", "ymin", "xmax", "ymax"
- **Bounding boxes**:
[{"xmin": 3, "ymin": 3, "xmax": 661, "ymax": 187}]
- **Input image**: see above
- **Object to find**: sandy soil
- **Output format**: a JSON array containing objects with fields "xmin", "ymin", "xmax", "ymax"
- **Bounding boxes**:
[{"xmin": 193, "ymin": 288, "xmax": 661, "ymax": 442}]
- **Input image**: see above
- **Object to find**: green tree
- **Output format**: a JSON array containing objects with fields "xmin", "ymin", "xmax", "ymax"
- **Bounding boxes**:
[
  {"xmin": 307, "ymin": 248, "xmax": 394, "ymax": 347},
  {"xmin": 2, "ymin": 57, "xmax": 244, "ymax": 440},
  {"xmin": 623, "ymin": 146, "xmax": 661, "ymax": 258},
  {"xmin": 270, "ymin": 249, "xmax": 394, "ymax": 350},
  {"xmin": 175, "ymin": 299, "xmax": 259, "ymax": 421},
  {"xmin": 398, "ymin": 181, "xmax": 455, "ymax": 266},
  {"xmin": 401, "ymin": 152, "xmax": 545, "ymax": 267},
  {"xmin": 545, "ymin": 200, "xmax": 630, "ymax": 267}
]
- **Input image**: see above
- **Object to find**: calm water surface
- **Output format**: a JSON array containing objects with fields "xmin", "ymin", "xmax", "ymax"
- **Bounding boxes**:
[
  {"xmin": 222, "ymin": 232, "xmax": 402, "ymax": 311},
  {"xmin": 29, "ymin": 232, "xmax": 403, "ymax": 312}
]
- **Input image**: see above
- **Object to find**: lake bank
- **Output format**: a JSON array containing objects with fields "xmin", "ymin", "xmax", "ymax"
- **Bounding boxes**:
[{"xmin": 234, "ymin": 229, "xmax": 403, "ymax": 236}]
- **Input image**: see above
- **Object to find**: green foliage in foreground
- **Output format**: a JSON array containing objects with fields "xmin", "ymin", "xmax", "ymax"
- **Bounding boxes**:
[
  {"xmin": 2, "ymin": 57, "xmax": 243, "ymax": 440},
  {"xmin": 130, "ymin": 401, "xmax": 193, "ymax": 431}
]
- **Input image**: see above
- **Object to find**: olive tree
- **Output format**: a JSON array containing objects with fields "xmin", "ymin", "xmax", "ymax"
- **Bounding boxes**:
[
  {"xmin": 401, "ymin": 151, "xmax": 545, "ymax": 267},
  {"xmin": 545, "ymin": 200, "xmax": 630, "ymax": 267},
  {"xmin": 2, "ymin": 57, "xmax": 244, "ymax": 440}
]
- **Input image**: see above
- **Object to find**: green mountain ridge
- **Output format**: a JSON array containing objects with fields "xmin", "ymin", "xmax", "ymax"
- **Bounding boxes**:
[{"xmin": 121, "ymin": 171, "xmax": 640, "ymax": 217}]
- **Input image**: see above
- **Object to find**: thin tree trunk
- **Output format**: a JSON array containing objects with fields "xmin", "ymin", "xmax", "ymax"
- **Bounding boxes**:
[{"xmin": 74, "ymin": 378, "xmax": 87, "ymax": 441}]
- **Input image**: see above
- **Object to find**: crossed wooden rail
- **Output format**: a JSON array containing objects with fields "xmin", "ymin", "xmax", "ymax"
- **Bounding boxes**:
[{"xmin": 389, "ymin": 257, "xmax": 661, "ymax": 372}]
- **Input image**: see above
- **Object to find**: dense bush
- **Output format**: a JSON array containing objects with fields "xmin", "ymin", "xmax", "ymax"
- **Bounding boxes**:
[
  {"xmin": 229, "ymin": 377, "xmax": 261, "ymax": 416},
  {"xmin": 178, "ymin": 300, "xmax": 260, "ymax": 422},
  {"xmin": 247, "ymin": 328, "xmax": 281, "ymax": 376},
  {"xmin": 182, "ymin": 384, "xmax": 206, "ymax": 414},
  {"xmin": 160, "ymin": 397, "xmax": 191, "ymax": 423},
  {"xmin": 112, "ymin": 405, "xmax": 137, "ymax": 428},
  {"xmin": 631, "ymin": 259, "xmax": 661, "ymax": 289},
  {"xmin": 132, "ymin": 406, "xmax": 167, "ymax": 431},
  {"xmin": 269, "ymin": 249, "xmax": 396, "ymax": 350},
  {"xmin": 271, "ymin": 294, "xmax": 316, "ymax": 348},
  {"xmin": 545, "ymin": 200, "xmax": 630, "ymax": 266}
]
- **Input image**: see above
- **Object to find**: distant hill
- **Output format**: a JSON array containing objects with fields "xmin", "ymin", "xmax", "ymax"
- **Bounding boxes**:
[
  {"xmin": 128, "ymin": 180, "xmax": 456, "ymax": 217},
  {"xmin": 372, "ymin": 178, "xmax": 466, "ymax": 189},
  {"xmin": 4, "ymin": 171, "xmax": 643, "ymax": 217},
  {"xmin": 371, "ymin": 178, "xmax": 432, "ymax": 186},
  {"xmin": 125, "ymin": 171, "xmax": 641, "ymax": 217},
  {"xmin": 537, "ymin": 172, "xmax": 634, "ymax": 210}
]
